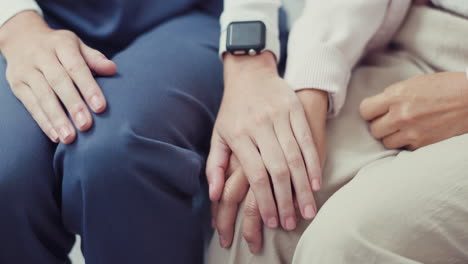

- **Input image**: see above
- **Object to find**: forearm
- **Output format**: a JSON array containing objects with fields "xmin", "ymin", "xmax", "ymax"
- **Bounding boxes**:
[{"xmin": 297, "ymin": 89, "xmax": 328, "ymax": 164}]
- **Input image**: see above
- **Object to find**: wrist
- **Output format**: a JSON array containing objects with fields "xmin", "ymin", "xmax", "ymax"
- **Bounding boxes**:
[
  {"xmin": 297, "ymin": 89, "xmax": 328, "ymax": 165},
  {"xmin": 223, "ymin": 51, "xmax": 278, "ymax": 83},
  {"xmin": 0, "ymin": 11, "xmax": 49, "ymax": 52},
  {"xmin": 297, "ymin": 89, "xmax": 328, "ymax": 122}
]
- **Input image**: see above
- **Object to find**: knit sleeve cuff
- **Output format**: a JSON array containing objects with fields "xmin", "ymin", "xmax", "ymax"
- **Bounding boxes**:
[
  {"xmin": 0, "ymin": 0, "xmax": 42, "ymax": 28},
  {"xmin": 284, "ymin": 43, "xmax": 351, "ymax": 118}
]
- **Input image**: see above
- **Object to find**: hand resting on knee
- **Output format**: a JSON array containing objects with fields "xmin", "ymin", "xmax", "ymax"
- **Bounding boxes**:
[{"xmin": 0, "ymin": 11, "xmax": 116, "ymax": 144}]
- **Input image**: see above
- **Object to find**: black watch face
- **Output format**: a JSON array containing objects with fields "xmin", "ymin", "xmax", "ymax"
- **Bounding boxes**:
[{"xmin": 227, "ymin": 21, "xmax": 266, "ymax": 55}]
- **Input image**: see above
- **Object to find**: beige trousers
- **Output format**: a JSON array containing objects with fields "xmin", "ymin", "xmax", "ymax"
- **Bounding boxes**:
[{"xmin": 207, "ymin": 6, "xmax": 468, "ymax": 264}]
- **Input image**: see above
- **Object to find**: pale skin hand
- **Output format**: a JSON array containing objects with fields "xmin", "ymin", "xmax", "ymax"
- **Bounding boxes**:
[
  {"xmin": 206, "ymin": 52, "xmax": 323, "ymax": 231},
  {"xmin": 212, "ymin": 89, "xmax": 328, "ymax": 253},
  {"xmin": 0, "ymin": 11, "xmax": 117, "ymax": 144},
  {"xmin": 360, "ymin": 72, "xmax": 468, "ymax": 150}
]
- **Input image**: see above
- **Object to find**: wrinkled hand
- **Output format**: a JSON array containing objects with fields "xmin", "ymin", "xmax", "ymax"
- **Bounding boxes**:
[
  {"xmin": 212, "ymin": 89, "xmax": 328, "ymax": 253},
  {"xmin": 211, "ymin": 154, "xmax": 273, "ymax": 254},
  {"xmin": 360, "ymin": 72, "xmax": 468, "ymax": 150},
  {"xmin": 211, "ymin": 155, "xmax": 249, "ymax": 247},
  {"xmin": 207, "ymin": 52, "xmax": 322, "ymax": 231},
  {"xmin": 0, "ymin": 11, "xmax": 116, "ymax": 144}
]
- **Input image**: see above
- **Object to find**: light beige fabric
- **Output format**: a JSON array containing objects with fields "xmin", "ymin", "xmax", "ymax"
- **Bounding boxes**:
[{"xmin": 207, "ymin": 6, "xmax": 468, "ymax": 264}]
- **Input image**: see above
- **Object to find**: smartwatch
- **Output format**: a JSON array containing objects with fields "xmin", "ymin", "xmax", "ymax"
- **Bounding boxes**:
[{"xmin": 226, "ymin": 21, "xmax": 266, "ymax": 56}]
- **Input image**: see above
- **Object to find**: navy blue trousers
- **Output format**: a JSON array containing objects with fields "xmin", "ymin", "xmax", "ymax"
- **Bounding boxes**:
[
  {"xmin": 0, "ymin": 1, "xmax": 224, "ymax": 263},
  {"xmin": 0, "ymin": 0, "xmax": 286, "ymax": 263}
]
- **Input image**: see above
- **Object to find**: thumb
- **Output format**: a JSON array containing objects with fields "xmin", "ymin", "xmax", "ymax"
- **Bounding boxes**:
[
  {"xmin": 206, "ymin": 129, "xmax": 231, "ymax": 201},
  {"xmin": 80, "ymin": 40, "xmax": 117, "ymax": 76}
]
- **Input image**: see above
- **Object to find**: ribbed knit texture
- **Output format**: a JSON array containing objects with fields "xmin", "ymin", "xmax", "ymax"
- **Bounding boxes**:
[{"xmin": 284, "ymin": 0, "xmax": 408, "ymax": 117}]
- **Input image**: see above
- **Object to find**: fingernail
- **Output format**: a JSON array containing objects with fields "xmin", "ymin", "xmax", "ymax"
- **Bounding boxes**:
[
  {"xmin": 267, "ymin": 217, "xmax": 278, "ymax": 229},
  {"xmin": 304, "ymin": 204, "xmax": 316, "ymax": 219},
  {"xmin": 209, "ymin": 182, "xmax": 214, "ymax": 193},
  {"xmin": 59, "ymin": 126, "xmax": 71, "ymax": 142},
  {"xmin": 285, "ymin": 216, "xmax": 296, "ymax": 230},
  {"xmin": 312, "ymin": 179, "xmax": 321, "ymax": 191},
  {"xmin": 90, "ymin": 95, "xmax": 103, "ymax": 111},
  {"xmin": 75, "ymin": 111, "xmax": 87, "ymax": 128},
  {"xmin": 49, "ymin": 129, "xmax": 59, "ymax": 143},
  {"xmin": 209, "ymin": 183, "xmax": 216, "ymax": 201},
  {"xmin": 219, "ymin": 235, "xmax": 227, "ymax": 248},
  {"xmin": 248, "ymin": 243, "xmax": 256, "ymax": 252}
]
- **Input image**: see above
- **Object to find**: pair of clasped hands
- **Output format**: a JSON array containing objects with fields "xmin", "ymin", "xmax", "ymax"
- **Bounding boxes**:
[
  {"xmin": 206, "ymin": 51, "xmax": 468, "ymax": 253},
  {"xmin": 2, "ymin": 8, "xmax": 468, "ymax": 255}
]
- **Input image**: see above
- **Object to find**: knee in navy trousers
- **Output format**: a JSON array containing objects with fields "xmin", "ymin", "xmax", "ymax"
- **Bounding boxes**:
[{"xmin": 0, "ymin": 1, "xmax": 224, "ymax": 263}]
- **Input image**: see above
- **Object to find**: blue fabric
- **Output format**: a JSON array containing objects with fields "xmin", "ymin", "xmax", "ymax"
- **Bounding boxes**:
[
  {"xmin": 0, "ymin": 1, "xmax": 288, "ymax": 263},
  {"xmin": 38, "ymin": 0, "xmax": 223, "ymax": 55}
]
